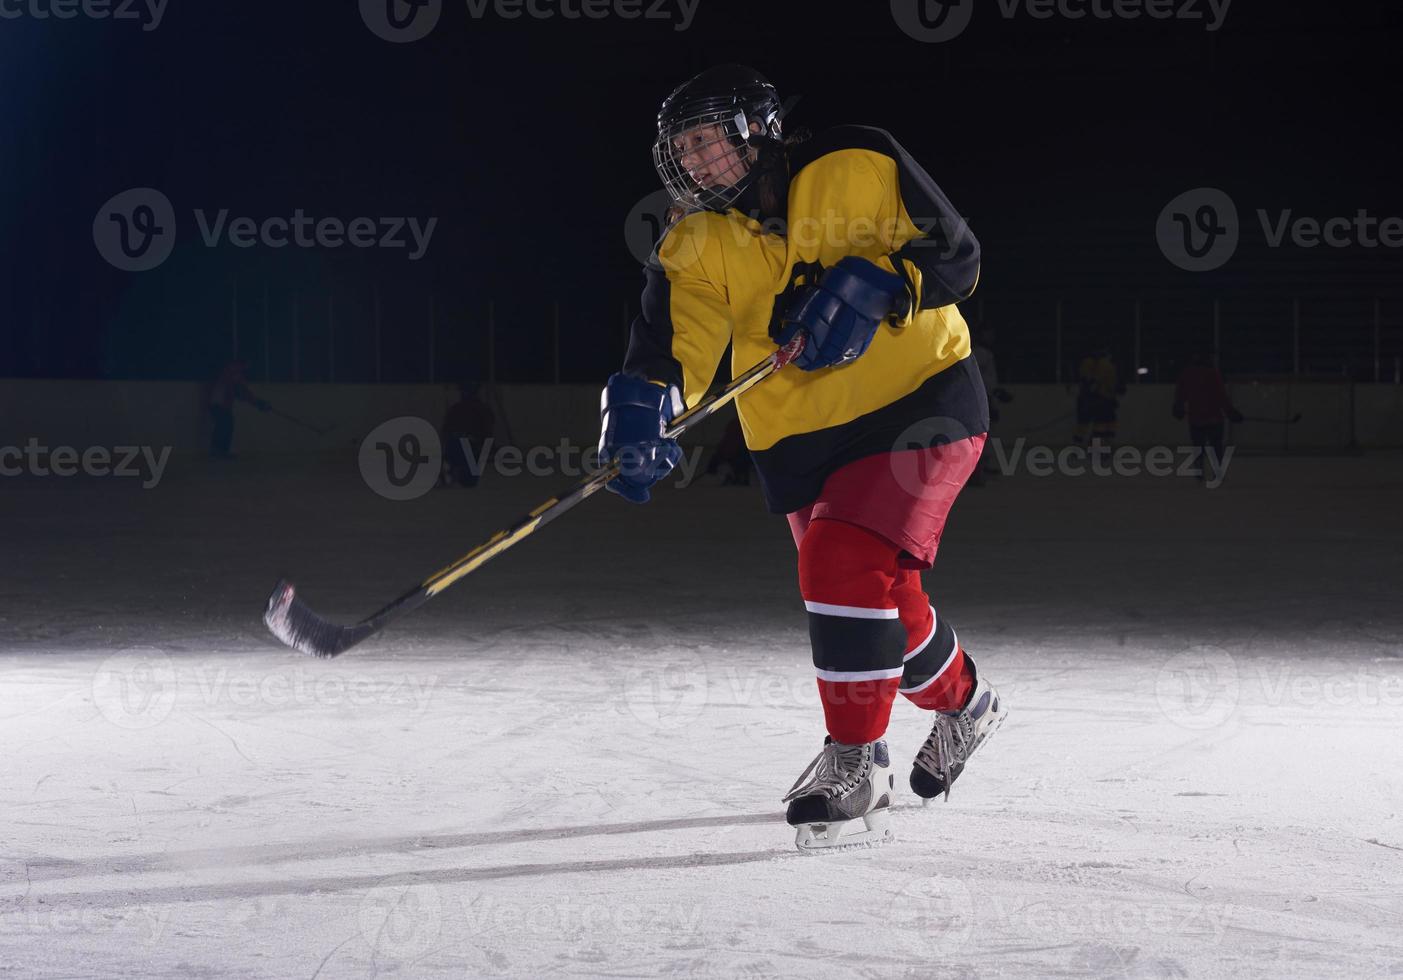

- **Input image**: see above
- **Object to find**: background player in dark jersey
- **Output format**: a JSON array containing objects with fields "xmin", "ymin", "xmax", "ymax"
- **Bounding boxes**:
[
  {"xmin": 1075, "ymin": 346, "xmax": 1123, "ymax": 450},
  {"xmin": 598, "ymin": 66, "xmax": 1006, "ymax": 850}
]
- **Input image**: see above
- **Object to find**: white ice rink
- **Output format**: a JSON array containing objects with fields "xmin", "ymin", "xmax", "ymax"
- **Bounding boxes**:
[{"xmin": 2, "ymin": 452, "xmax": 1401, "ymax": 978}]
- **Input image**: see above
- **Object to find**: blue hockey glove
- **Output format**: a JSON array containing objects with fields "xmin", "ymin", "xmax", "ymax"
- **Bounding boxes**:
[
  {"xmin": 777, "ymin": 257, "xmax": 908, "ymax": 372},
  {"xmin": 599, "ymin": 373, "xmax": 684, "ymax": 504}
]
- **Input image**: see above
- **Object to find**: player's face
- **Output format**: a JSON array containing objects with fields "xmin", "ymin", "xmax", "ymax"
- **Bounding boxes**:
[{"xmin": 673, "ymin": 123, "xmax": 750, "ymax": 190}]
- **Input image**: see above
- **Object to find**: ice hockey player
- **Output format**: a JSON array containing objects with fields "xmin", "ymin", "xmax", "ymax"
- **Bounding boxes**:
[
  {"xmin": 969, "ymin": 325, "xmax": 1012, "ymax": 486},
  {"xmin": 1173, "ymin": 352, "xmax": 1243, "ymax": 484},
  {"xmin": 597, "ymin": 65, "xmax": 1006, "ymax": 850},
  {"xmin": 207, "ymin": 359, "xmax": 271, "ymax": 459},
  {"xmin": 1074, "ymin": 346, "xmax": 1123, "ymax": 450}
]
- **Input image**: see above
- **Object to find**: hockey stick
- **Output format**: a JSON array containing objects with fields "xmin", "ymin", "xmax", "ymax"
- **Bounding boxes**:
[
  {"xmin": 1239, "ymin": 413, "xmax": 1303, "ymax": 425},
  {"xmin": 264, "ymin": 335, "xmax": 807, "ymax": 658},
  {"xmin": 269, "ymin": 408, "xmax": 333, "ymax": 436}
]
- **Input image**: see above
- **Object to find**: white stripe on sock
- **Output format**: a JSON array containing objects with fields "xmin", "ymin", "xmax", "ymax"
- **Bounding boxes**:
[
  {"xmin": 816, "ymin": 666, "xmax": 905, "ymax": 683},
  {"xmin": 898, "ymin": 628, "xmax": 960, "ymax": 695},
  {"xmin": 903, "ymin": 605, "xmax": 938, "ymax": 662},
  {"xmin": 804, "ymin": 601, "xmax": 899, "ymax": 620}
]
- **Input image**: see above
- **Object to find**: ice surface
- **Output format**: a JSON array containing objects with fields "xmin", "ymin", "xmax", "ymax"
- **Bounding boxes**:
[{"xmin": 2, "ymin": 453, "xmax": 1401, "ymax": 978}]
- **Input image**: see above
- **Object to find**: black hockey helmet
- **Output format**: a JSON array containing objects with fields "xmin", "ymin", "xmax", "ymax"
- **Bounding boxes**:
[{"xmin": 653, "ymin": 64, "xmax": 784, "ymax": 214}]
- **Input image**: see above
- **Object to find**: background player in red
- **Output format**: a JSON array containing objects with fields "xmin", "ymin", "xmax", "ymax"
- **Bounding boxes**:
[
  {"xmin": 207, "ymin": 359, "xmax": 270, "ymax": 460},
  {"xmin": 599, "ymin": 66, "xmax": 1007, "ymax": 849},
  {"xmin": 439, "ymin": 381, "xmax": 496, "ymax": 489},
  {"xmin": 1173, "ymin": 352, "xmax": 1243, "ymax": 484}
]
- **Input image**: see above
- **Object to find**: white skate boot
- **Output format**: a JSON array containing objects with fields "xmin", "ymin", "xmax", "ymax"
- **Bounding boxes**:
[
  {"xmin": 910, "ymin": 659, "xmax": 1007, "ymax": 802},
  {"xmin": 783, "ymin": 738, "xmax": 895, "ymax": 852}
]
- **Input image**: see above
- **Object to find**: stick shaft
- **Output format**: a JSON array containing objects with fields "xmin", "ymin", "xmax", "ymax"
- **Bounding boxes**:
[
  {"xmin": 419, "ymin": 340, "xmax": 798, "ymax": 597},
  {"xmin": 265, "ymin": 337, "xmax": 802, "ymax": 658},
  {"xmin": 270, "ymin": 408, "xmax": 327, "ymax": 434},
  {"xmin": 266, "ymin": 338, "xmax": 805, "ymax": 656}
]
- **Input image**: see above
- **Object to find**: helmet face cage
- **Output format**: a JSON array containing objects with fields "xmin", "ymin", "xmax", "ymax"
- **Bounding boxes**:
[{"xmin": 653, "ymin": 89, "xmax": 781, "ymax": 214}]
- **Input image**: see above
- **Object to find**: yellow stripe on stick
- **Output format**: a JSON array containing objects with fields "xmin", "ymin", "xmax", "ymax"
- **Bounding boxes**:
[{"xmin": 424, "ymin": 520, "xmax": 542, "ymax": 595}]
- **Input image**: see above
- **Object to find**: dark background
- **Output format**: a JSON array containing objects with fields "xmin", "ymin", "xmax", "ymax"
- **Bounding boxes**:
[{"xmin": 2, "ymin": 0, "xmax": 1400, "ymax": 386}]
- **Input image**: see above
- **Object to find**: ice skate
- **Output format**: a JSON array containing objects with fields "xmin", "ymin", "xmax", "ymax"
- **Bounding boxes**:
[
  {"xmin": 782, "ymin": 738, "xmax": 895, "ymax": 852},
  {"xmin": 910, "ymin": 659, "xmax": 1007, "ymax": 803}
]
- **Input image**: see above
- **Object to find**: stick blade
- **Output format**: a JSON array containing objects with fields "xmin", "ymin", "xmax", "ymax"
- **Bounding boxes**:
[{"xmin": 264, "ymin": 579, "xmax": 375, "ymax": 658}]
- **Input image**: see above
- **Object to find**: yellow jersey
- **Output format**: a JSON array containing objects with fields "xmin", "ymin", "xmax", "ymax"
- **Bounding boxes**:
[{"xmin": 624, "ymin": 126, "xmax": 988, "ymax": 513}]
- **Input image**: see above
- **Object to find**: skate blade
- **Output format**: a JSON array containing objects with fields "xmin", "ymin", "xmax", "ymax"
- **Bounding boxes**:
[{"xmin": 793, "ymin": 811, "xmax": 893, "ymax": 853}]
